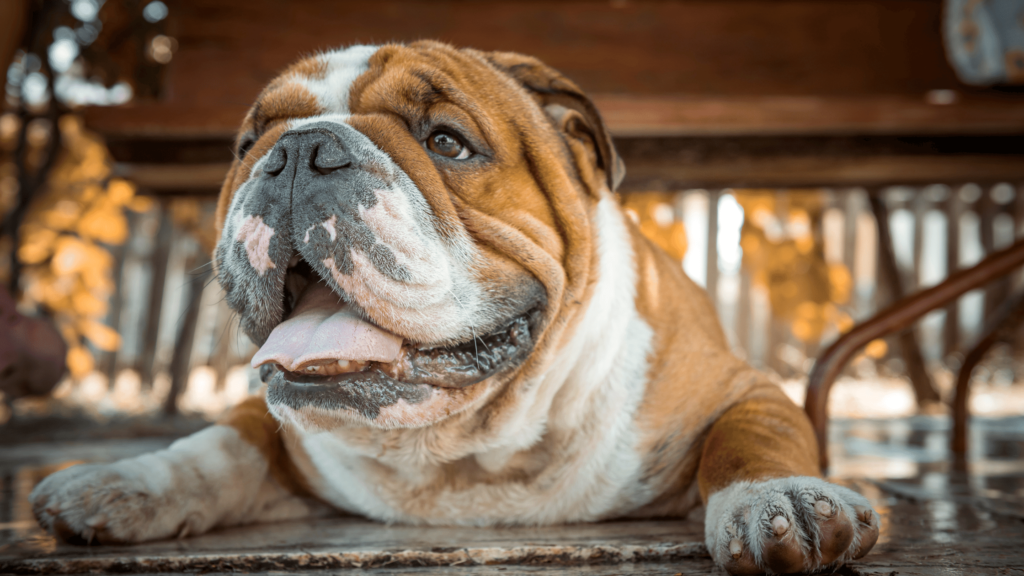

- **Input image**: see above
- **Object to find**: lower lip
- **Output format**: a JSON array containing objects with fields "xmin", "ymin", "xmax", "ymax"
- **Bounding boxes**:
[{"xmin": 266, "ymin": 368, "xmax": 432, "ymax": 420}]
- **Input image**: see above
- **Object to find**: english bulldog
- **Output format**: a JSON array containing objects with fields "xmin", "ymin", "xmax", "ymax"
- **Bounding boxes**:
[{"xmin": 31, "ymin": 42, "xmax": 879, "ymax": 575}]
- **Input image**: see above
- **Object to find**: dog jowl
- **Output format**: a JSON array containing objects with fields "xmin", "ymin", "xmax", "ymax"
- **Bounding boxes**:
[{"xmin": 31, "ymin": 42, "xmax": 879, "ymax": 575}]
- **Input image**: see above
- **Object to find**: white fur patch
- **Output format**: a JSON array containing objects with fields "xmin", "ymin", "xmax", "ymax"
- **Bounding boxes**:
[
  {"xmin": 288, "ymin": 195, "xmax": 658, "ymax": 526},
  {"xmin": 293, "ymin": 45, "xmax": 378, "ymax": 115},
  {"xmin": 236, "ymin": 215, "xmax": 276, "ymax": 275},
  {"xmin": 321, "ymin": 215, "xmax": 337, "ymax": 241},
  {"xmin": 29, "ymin": 426, "xmax": 322, "ymax": 543}
]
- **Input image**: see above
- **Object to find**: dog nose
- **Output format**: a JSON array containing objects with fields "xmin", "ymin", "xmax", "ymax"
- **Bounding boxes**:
[{"xmin": 263, "ymin": 127, "xmax": 352, "ymax": 177}]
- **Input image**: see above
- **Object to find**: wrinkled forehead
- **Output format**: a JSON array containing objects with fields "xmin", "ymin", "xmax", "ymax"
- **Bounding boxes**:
[
  {"xmin": 241, "ymin": 43, "xmax": 524, "ymax": 140},
  {"xmin": 240, "ymin": 45, "xmax": 377, "ymax": 137},
  {"xmin": 214, "ymin": 42, "xmax": 544, "ymax": 233}
]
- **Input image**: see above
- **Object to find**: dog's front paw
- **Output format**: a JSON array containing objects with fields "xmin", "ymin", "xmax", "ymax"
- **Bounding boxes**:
[
  {"xmin": 30, "ymin": 460, "xmax": 199, "ymax": 545},
  {"xmin": 704, "ymin": 476, "xmax": 879, "ymax": 575}
]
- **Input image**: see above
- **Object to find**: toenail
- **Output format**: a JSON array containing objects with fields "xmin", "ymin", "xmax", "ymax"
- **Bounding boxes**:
[
  {"xmin": 814, "ymin": 500, "xmax": 832, "ymax": 517},
  {"xmin": 858, "ymin": 507, "xmax": 875, "ymax": 524},
  {"xmin": 85, "ymin": 514, "xmax": 107, "ymax": 528},
  {"xmin": 730, "ymin": 538, "xmax": 743, "ymax": 558},
  {"xmin": 771, "ymin": 515, "xmax": 789, "ymax": 536}
]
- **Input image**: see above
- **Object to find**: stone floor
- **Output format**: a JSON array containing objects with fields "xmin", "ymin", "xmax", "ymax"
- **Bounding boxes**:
[{"xmin": 1, "ymin": 415, "xmax": 1023, "ymax": 575}]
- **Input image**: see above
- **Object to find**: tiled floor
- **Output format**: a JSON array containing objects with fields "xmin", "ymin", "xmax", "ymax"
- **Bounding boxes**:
[{"xmin": 1, "ymin": 416, "xmax": 1023, "ymax": 575}]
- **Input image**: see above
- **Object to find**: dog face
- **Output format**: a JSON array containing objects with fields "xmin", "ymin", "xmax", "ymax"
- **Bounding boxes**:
[{"xmin": 214, "ymin": 42, "xmax": 623, "ymax": 432}]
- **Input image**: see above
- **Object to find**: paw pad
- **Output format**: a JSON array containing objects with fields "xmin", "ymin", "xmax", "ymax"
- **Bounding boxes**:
[{"xmin": 705, "ymin": 477, "xmax": 880, "ymax": 575}]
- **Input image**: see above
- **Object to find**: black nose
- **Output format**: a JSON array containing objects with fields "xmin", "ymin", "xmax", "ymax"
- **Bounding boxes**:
[{"xmin": 263, "ymin": 127, "xmax": 352, "ymax": 178}]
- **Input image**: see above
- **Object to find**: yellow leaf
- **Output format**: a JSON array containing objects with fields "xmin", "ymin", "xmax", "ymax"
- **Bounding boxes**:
[
  {"xmin": 795, "ymin": 301, "xmax": 819, "ymax": 320},
  {"xmin": 128, "ymin": 195, "xmax": 155, "ymax": 213},
  {"xmin": 107, "ymin": 178, "xmax": 135, "ymax": 205},
  {"xmin": 81, "ymin": 184, "xmax": 103, "ymax": 203},
  {"xmin": 78, "ymin": 206, "xmax": 128, "ymax": 244},
  {"xmin": 71, "ymin": 289, "xmax": 107, "ymax": 316},
  {"xmin": 865, "ymin": 339, "xmax": 888, "ymax": 359},
  {"xmin": 828, "ymin": 263, "xmax": 852, "ymax": 304},
  {"xmin": 78, "ymin": 244, "xmax": 114, "ymax": 291},
  {"xmin": 80, "ymin": 319, "xmax": 121, "ymax": 352},
  {"xmin": 67, "ymin": 346, "xmax": 94, "ymax": 378},
  {"xmin": 835, "ymin": 312, "xmax": 855, "ymax": 334},
  {"xmin": 41, "ymin": 199, "xmax": 81, "ymax": 230},
  {"xmin": 79, "ymin": 267, "xmax": 113, "ymax": 292},
  {"xmin": 791, "ymin": 319, "xmax": 813, "ymax": 342},
  {"xmin": 18, "ymin": 241, "xmax": 54, "ymax": 265},
  {"xmin": 51, "ymin": 235, "xmax": 88, "ymax": 276}
]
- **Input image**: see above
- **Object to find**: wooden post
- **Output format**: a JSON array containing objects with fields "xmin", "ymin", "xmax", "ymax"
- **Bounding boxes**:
[
  {"xmin": 868, "ymin": 190, "xmax": 942, "ymax": 408},
  {"xmin": 705, "ymin": 189, "xmax": 720, "ymax": 311},
  {"xmin": 138, "ymin": 207, "xmax": 172, "ymax": 388},
  {"xmin": 100, "ymin": 212, "xmax": 132, "ymax": 381},
  {"xmin": 211, "ymin": 300, "xmax": 234, "ymax": 392},
  {"xmin": 163, "ymin": 255, "xmax": 210, "ymax": 415},
  {"xmin": 945, "ymin": 189, "xmax": 962, "ymax": 361},
  {"xmin": 737, "ymin": 267, "xmax": 752, "ymax": 363}
]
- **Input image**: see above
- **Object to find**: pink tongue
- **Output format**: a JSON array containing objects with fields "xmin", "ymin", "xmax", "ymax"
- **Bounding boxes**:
[{"xmin": 251, "ymin": 280, "xmax": 404, "ymax": 371}]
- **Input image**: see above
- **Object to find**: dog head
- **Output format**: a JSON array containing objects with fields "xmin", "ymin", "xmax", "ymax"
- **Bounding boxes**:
[{"xmin": 214, "ymin": 41, "xmax": 624, "ymax": 432}]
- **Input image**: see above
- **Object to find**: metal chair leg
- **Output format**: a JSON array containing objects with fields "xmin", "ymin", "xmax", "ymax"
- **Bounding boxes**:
[
  {"xmin": 952, "ymin": 288, "xmax": 1024, "ymax": 469},
  {"xmin": 805, "ymin": 238, "xmax": 1024, "ymax": 471}
]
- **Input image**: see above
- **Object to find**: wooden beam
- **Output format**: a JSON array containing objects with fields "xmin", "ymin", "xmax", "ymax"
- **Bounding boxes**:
[
  {"xmin": 594, "ymin": 95, "xmax": 1024, "ymax": 137},
  {"xmin": 84, "ymin": 95, "xmax": 1024, "ymax": 140},
  {"xmin": 161, "ymin": 0, "xmax": 963, "ymax": 101},
  {"xmin": 123, "ymin": 155, "xmax": 1024, "ymax": 196},
  {"xmin": 112, "ymin": 162, "xmax": 231, "ymax": 192},
  {"xmin": 622, "ymin": 155, "xmax": 1024, "ymax": 190},
  {"xmin": 109, "ymin": 134, "xmax": 1024, "ymax": 195}
]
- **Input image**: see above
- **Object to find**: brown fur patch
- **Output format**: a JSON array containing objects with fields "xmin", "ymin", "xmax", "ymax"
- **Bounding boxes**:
[
  {"xmin": 697, "ymin": 384, "xmax": 822, "ymax": 500},
  {"xmin": 626, "ymin": 214, "xmax": 821, "ymax": 510},
  {"xmin": 254, "ymin": 83, "xmax": 321, "ymax": 131}
]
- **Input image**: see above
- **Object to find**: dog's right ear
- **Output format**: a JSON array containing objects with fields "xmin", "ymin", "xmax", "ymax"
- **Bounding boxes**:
[{"xmin": 483, "ymin": 51, "xmax": 625, "ymax": 193}]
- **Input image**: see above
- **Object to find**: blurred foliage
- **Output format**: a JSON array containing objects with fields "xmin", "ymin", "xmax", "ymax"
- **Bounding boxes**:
[
  {"xmin": 625, "ymin": 189, "xmax": 856, "ymax": 346},
  {"xmin": 734, "ymin": 190, "xmax": 852, "ymax": 343},
  {"xmin": 1, "ymin": 113, "xmax": 150, "ymax": 378},
  {"xmin": 620, "ymin": 192, "xmax": 688, "ymax": 261}
]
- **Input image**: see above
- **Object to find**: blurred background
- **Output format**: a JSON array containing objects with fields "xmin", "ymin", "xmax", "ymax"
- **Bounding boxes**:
[{"xmin": 0, "ymin": 0, "xmax": 1023, "ymax": 482}]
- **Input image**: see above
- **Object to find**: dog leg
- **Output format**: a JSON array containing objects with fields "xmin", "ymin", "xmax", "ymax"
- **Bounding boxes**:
[
  {"xmin": 30, "ymin": 396, "xmax": 323, "ymax": 544},
  {"xmin": 698, "ymin": 385, "xmax": 880, "ymax": 575}
]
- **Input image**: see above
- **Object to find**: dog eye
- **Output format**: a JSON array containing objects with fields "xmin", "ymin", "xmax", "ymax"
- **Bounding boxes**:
[
  {"xmin": 425, "ymin": 131, "xmax": 471, "ymax": 160},
  {"xmin": 236, "ymin": 135, "xmax": 257, "ymax": 158}
]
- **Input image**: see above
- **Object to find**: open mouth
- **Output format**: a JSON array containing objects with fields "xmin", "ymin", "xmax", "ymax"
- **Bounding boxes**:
[{"xmin": 252, "ymin": 259, "xmax": 541, "ymax": 417}]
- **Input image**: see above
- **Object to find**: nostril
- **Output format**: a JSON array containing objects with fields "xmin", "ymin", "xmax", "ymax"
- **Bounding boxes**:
[
  {"xmin": 264, "ymin": 147, "xmax": 287, "ymax": 176},
  {"xmin": 313, "ymin": 141, "xmax": 351, "ymax": 174}
]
